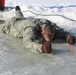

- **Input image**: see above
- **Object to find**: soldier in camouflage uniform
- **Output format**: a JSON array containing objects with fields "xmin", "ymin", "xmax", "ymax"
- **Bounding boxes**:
[{"xmin": 2, "ymin": 6, "xmax": 75, "ymax": 54}]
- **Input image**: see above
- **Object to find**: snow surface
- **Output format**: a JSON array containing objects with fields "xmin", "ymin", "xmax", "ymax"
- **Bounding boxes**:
[
  {"xmin": 0, "ymin": 0, "xmax": 76, "ymax": 75},
  {"xmin": 5, "ymin": 0, "xmax": 76, "ymax": 6},
  {"xmin": 3, "ymin": 0, "xmax": 76, "ymax": 37}
]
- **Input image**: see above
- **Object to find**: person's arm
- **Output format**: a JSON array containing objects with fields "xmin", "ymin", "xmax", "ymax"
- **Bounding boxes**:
[
  {"xmin": 2, "ymin": 17, "xmax": 18, "ymax": 34},
  {"xmin": 23, "ymin": 27, "xmax": 43, "ymax": 53},
  {"xmin": 15, "ymin": 10, "xmax": 24, "ymax": 18}
]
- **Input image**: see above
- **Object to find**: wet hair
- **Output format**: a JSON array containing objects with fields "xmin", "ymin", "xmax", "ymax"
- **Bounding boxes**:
[
  {"xmin": 15, "ymin": 6, "xmax": 21, "ymax": 11},
  {"xmin": 42, "ymin": 24, "xmax": 56, "ymax": 41}
]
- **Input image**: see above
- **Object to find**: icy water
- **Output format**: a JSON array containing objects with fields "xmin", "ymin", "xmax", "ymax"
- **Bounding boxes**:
[{"xmin": 0, "ymin": 31, "xmax": 76, "ymax": 75}]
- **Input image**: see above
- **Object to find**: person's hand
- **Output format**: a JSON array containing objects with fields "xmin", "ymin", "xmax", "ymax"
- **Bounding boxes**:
[
  {"xmin": 67, "ymin": 35, "xmax": 75, "ymax": 45},
  {"xmin": 42, "ymin": 42, "xmax": 52, "ymax": 54}
]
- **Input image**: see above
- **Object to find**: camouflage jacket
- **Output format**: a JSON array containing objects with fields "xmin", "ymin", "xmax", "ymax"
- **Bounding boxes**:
[
  {"xmin": 2, "ymin": 16, "xmax": 50, "ymax": 53},
  {"xmin": 2, "ymin": 7, "xmax": 70, "ymax": 53}
]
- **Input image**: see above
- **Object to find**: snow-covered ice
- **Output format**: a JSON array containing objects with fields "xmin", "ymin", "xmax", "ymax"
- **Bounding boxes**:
[{"xmin": 0, "ymin": 0, "xmax": 76, "ymax": 75}]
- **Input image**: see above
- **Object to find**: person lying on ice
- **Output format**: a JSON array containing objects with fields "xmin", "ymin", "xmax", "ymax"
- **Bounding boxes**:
[{"xmin": 2, "ymin": 6, "xmax": 75, "ymax": 54}]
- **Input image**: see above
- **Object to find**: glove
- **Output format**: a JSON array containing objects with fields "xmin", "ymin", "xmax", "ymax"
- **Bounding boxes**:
[
  {"xmin": 67, "ymin": 35, "xmax": 75, "ymax": 45},
  {"xmin": 42, "ymin": 42, "xmax": 52, "ymax": 54}
]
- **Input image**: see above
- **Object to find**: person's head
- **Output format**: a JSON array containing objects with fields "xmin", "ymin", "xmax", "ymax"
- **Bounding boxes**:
[
  {"xmin": 67, "ymin": 35, "xmax": 75, "ymax": 45},
  {"xmin": 41, "ymin": 24, "xmax": 55, "ymax": 42}
]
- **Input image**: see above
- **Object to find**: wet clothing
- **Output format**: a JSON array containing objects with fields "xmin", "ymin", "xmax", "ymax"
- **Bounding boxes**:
[
  {"xmin": 2, "ymin": 6, "xmax": 73, "ymax": 53},
  {"xmin": 2, "ymin": 11, "xmax": 52, "ymax": 53}
]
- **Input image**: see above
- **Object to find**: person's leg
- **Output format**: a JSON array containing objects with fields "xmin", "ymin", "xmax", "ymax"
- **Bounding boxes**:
[{"xmin": 15, "ymin": 6, "xmax": 24, "ymax": 18}]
